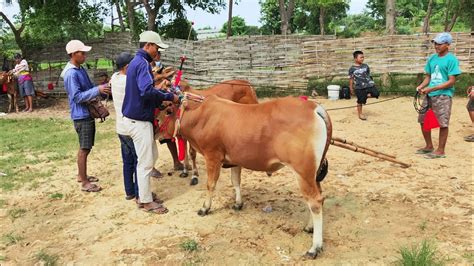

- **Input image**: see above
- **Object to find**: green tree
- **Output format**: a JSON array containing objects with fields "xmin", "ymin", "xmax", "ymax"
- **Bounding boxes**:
[
  {"xmin": 161, "ymin": 17, "xmax": 197, "ymax": 40},
  {"xmin": 220, "ymin": 16, "xmax": 249, "ymax": 36}
]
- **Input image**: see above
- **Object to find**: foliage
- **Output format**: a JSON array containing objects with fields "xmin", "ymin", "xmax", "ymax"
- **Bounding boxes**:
[
  {"xmin": 334, "ymin": 13, "xmax": 382, "ymax": 37},
  {"xmin": 180, "ymin": 239, "xmax": 199, "ymax": 252},
  {"xmin": 396, "ymin": 239, "xmax": 445, "ymax": 266},
  {"xmin": 220, "ymin": 16, "xmax": 260, "ymax": 36},
  {"xmin": 35, "ymin": 250, "xmax": 59, "ymax": 266},
  {"xmin": 161, "ymin": 17, "xmax": 197, "ymax": 40},
  {"xmin": 259, "ymin": 0, "xmax": 349, "ymax": 35}
]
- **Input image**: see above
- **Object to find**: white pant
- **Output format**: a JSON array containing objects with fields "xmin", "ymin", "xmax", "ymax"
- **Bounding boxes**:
[{"xmin": 123, "ymin": 117, "xmax": 158, "ymax": 203}]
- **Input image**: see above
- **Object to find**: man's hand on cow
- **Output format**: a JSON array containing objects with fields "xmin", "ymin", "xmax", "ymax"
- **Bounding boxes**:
[
  {"xmin": 156, "ymin": 79, "xmax": 171, "ymax": 90},
  {"xmin": 98, "ymin": 84, "xmax": 111, "ymax": 95}
]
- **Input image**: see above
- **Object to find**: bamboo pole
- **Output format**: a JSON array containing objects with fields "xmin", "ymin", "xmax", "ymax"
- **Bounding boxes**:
[
  {"xmin": 330, "ymin": 140, "xmax": 411, "ymax": 168},
  {"xmin": 332, "ymin": 136, "xmax": 396, "ymax": 159}
]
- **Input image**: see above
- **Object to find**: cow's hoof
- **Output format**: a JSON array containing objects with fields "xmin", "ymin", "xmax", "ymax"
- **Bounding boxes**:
[
  {"xmin": 197, "ymin": 208, "xmax": 209, "ymax": 216},
  {"xmin": 232, "ymin": 203, "xmax": 243, "ymax": 211},
  {"xmin": 266, "ymin": 172, "xmax": 272, "ymax": 177},
  {"xmin": 304, "ymin": 247, "xmax": 323, "ymax": 259},
  {"xmin": 190, "ymin": 177, "xmax": 198, "ymax": 186},
  {"xmin": 167, "ymin": 172, "xmax": 173, "ymax": 176},
  {"xmin": 303, "ymin": 227, "xmax": 313, "ymax": 234},
  {"xmin": 179, "ymin": 172, "xmax": 188, "ymax": 178}
]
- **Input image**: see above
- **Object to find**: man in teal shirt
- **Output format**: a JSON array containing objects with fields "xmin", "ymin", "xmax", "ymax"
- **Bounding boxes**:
[{"xmin": 416, "ymin": 32, "xmax": 462, "ymax": 158}]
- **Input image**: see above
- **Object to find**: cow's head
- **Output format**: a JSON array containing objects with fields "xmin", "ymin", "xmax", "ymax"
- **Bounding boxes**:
[{"xmin": 155, "ymin": 101, "xmax": 179, "ymax": 141}]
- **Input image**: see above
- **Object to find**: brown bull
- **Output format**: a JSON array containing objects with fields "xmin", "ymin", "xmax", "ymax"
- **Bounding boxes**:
[
  {"xmin": 0, "ymin": 71, "xmax": 19, "ymax": 113},
  {"xmin": 165, "ymin": 94, "xmax": 332, "ymax": 258},
  {"xmin": 157, "ymin": 79, "xmax": 258, "ymax": 185}
]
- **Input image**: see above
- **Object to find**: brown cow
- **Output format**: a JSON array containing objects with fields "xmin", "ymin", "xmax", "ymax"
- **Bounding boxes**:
[
  {"xmin": 0, "ymin": 71, "xmax": 19, "ymax": 113},
  {"xmin": 165, "ymin": 94, "xmax": 332, "ymax": 258},
  {"xmin": 157, "ymin": 79, "xmax": 258, "ymax": 185}
]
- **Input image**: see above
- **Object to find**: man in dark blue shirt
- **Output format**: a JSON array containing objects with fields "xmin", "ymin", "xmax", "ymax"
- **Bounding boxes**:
[
  {"xmin": 62, "ymin": 40, "xmax": 111, "ymax": 192},
  {"xmin": 122, "ymin": 31, "xmax": 178, "ymax": 214}
]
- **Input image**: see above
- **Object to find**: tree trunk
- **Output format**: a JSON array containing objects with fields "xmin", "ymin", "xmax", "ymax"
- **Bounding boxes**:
[
  {"xmin": 125, "ymin": 0, "xmax": 136, "ymax": 35},
  {"xmin": 278, "ymin": 0, "xmax": 295, "ymax": 35},
  {"xmin": 443, "ymin": 0, "xmax": 451, "ymax": 31},
  {"xmin": 319, "ymin": 7, "xmax": 325, "ymax": 35},
  {"xmin": 445, "ymin": 0, "xmax": 462, "ymax": 32},
  {"xmin": 0, "ymin": 11, "xmax": 27, "ymax": 57},
  {"xmin": 142, "ymin": 0, "xmax": 159, "ymax": 31},
  {"xmin": 116, "ymin": 1, "xmax": 126, "ymax": 32},
  {"xmin": 422, "ymin": 0, "xmax": 433, "ymax": 34},
  {"xmin": 278, "ymin": 0, "xmax": 288, "ymax": 35},
  {"xmin": 385, "ymin": 0, "xmax": 396, "ymax": 34},
  {"xmin": 227, "ymin": 0, "xmax": 233, "ymax": 38}
]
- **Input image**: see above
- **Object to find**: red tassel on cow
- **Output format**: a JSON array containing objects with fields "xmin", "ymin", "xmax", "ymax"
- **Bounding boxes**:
[
  {"xmin": 423, "ymin": 109, "xmax": 440, "ymax": 131},
  {"xmin": 177, "ymin": 136, "xmax": 186, "ymax": 161}
]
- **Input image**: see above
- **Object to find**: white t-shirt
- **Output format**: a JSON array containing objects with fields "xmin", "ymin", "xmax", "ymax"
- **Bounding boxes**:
[
  {"xmin": 110, "ymin": 72, "xmax": 128, "ymax": 135},
  {"xmin": 13, "ymin": 59, "xmax": 29, "ymax": 75}
]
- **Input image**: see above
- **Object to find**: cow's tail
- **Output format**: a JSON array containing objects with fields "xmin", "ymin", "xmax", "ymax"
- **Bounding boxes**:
[{"xmin": 313, "ymin": 104, "xmax": 332, "ymax": 182}]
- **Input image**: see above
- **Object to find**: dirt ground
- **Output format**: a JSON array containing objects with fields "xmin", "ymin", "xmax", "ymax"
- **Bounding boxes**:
[{"xmin": 0, "ymin": 95, "xmax": 473, "ymax": 265}]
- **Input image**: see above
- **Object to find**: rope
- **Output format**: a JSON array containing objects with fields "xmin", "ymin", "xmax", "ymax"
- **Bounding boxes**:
[
  {"xmin": 413, "ymin": 91, "xmax": 429, "ymax": 114},
  {"xmin": 324, "ymin": 95, "xmax": 405, "ymax": 111}
]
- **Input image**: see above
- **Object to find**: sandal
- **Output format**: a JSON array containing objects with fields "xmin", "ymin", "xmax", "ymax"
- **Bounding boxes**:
[
  {"xmin": 464, "ymin": 135, "xmax": 474, "ymax": 142},
  {"xmin": 424, "ymin": 153, "xmax": 446, "ymax": 159},
  {"xmin": 143, "ymin": 203, "xmax": 168, "ymax": 214},
  {"xmin": 151, "ymin": 168, "xmax": 163, "ymax": 179},
  {"xmin": 359, "ymin": 114, "xmax": 367, "ymax": 121},
  {"xmin": 136, "ymin": 192, "xmax": 164, "ymax": 208},
  {"xmin": 415, "ymin": 148, "xmax": 434, "ymax": 154},
  {"xmin": 81, "ymin": 183, "xmax": 102, "ymax": 192},
  {"xmin": 77, "ymin": 176, "xmax": 99, "ymax": 183}
]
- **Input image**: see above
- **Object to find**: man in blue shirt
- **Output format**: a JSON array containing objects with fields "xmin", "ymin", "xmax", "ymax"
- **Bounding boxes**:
[
  {"xmin": 62, "ymin": 40, "xmax": 111, "ymax": 192},
  {"xmin": 122, "ymin": 31, "xmax": 178, "ymax": 214},
  {"xmin": 416, "ymin": 32, "xmax": 462, "ymax": 159}
]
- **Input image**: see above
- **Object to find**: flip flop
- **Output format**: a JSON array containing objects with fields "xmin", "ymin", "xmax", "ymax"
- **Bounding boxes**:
[
  {"xmin": 415, "ymin": 148, "xmax": 434, "ymax": 154},
  {"xmin": 151, "ymin": 169, "xmax": 163, "ymax": 179},
  {"xmin": 142, "ymin": 203, "xmax": 168, "ymax": 214},
  {"xmin": 81, "ymin": 183, "xmax": 102, "ymax": 192},
  {"xmin": 77, "ymin": 176, "xmax": 99, "ymax": 183},
  {"xmin": 424, "ymin": 153, "xmax": 446, "ymax": 159},
  {"xmin": 464, "ymin": 135, "xmax": 474, "ymax": 142},
  {"xmin": 136, "ymin": 192, "xmax": 164, "ymax": 208},
  {"xmin": 359, "ymin": 115, "xmax": 367, "ymax": 121}
]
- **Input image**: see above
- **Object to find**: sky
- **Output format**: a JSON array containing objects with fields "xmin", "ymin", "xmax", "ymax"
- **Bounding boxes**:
[{"xmin": 0, "ymin": 0, "xmax": 369, "ymax": 29}]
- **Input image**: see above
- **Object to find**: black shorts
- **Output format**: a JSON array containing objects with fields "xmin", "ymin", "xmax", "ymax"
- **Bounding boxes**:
[
  {"xmin": 355, "ymin": 86, "xmax": 380, "ymax": 104},
  {"xmin": 73, "ymin": 118, "xmax": 96, "ymax": 150}
]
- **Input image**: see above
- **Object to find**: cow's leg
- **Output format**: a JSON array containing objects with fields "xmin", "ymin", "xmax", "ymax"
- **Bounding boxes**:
[
  {"xmin": 14, "ymin": 92, "xmax": 19, "ymax": 113},
  {"xmin": 304, "ymin": 181, "xmax": 322, "ymax": 234},
  {"xmin": 7, "ymin": 94, "xmax": 12, "ymax": 113},
  {"xmin": 298, "ymin": 173, "xmax": 324, "ymax": 259},
  {"xmin": 189, "ymin": 147, "xmax": 199, "ymax": 186},
  {"xmin": 230, "ymin": 166, "xmax": 243, "ymax": 210},
  {"xmin": 198, "ymin": 156, "xmax": 221, "ymax": 216}
]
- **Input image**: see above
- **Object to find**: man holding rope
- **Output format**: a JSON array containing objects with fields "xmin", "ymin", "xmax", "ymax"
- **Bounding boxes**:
[{"xmin": 415, "ymin": 32, "xmax": 461, "ymax": 158}]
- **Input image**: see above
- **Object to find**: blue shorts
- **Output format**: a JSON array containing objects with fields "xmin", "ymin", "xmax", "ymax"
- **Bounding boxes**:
[{"xmin": 19, "ymin": 80, "xmax": 35, "ymax": 97}]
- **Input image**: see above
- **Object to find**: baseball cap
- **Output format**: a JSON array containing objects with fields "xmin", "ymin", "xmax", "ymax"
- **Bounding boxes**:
[
  {"xmin": 139, "ymin": 31, "xmax": 169, "ymax": 49},
  {"xmin": 431, "ymin": 32, "xmax": 453, "ymax": 45},
  {"xmin": 115, "ymin": 52, "xmax": 134, "ymax": 69},
  {"xmin": 66, "ymin": 40, "xmax": 92, "ymax": 54}
]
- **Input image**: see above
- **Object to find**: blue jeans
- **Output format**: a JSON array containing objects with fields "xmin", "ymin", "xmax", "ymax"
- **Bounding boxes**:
[{"xmin": 118, "ymin": 134, "xmax": 138, "ymax": 197}]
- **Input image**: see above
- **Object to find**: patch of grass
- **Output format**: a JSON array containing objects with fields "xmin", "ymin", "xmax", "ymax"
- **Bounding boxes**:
[
  {"xmin": 0, "ymin": 199, "xmax": 6, "ymax": 208},
  {"xmin": 397, "ymin": 239, "xmax": 444, "ymax": 266},
  {"xmin": 180, "ymin": 239, "xmax": 199, "ymax": 252},
  {"xmin": 462, "ymin": 252, "xmax": 474, "ymax": 263},
  {"xmin": 0, "ymin": 255, "xmax": 6, "ymax": 261},
  {"xmin": 2, "ymin": 232, "xmax": 23, "ymax": 245},
  {"xmin": 35, "ymin": 250, "xmax": 58, "ymax": 266},
  {"xmin": 418, "ymin": 220, "xmax": 428, "ymax": 231},
  {"xmin": 49, "ymin": 193, "xmax": 64, "ymax": 200},
  {"xmin": 0, "ymin": 118, "xmax": 114, "ymax": 191},
  {"xmin": 8, "ymin": 208, "xmax": 27, "ymax": 220}
]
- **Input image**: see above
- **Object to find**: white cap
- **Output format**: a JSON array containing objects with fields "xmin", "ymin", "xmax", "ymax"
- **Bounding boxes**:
[
  {"xmin": 66, "ymin": 40, "xmax": 92, "ymax": 54},
  {"xmin": 139, "ymin": 31, "xmax": 169, "ymax": 49}
]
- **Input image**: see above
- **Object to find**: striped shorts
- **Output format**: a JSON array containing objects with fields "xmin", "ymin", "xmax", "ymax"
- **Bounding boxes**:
[{"xmin": 73, "ymin": 118, "xmax": 96, "ymax": 150}]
